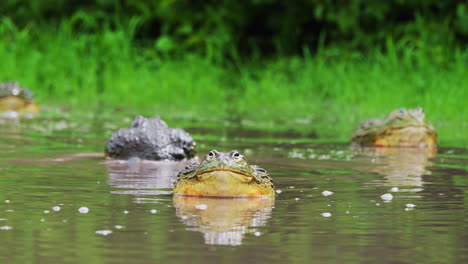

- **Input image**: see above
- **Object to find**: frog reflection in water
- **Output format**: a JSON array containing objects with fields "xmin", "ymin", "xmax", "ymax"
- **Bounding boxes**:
[
  {"xmin": 173, "ymin": 150, "xmax": 275, "ymax": 197},
  {"xmin": 353, "ymin": 146, "xmax": 436, "ymax": 191},
  {"xmin": 173, "ymin": 196, "xmax": 274, "ymax": 246},
  {"xmin": 351, "ymin": 108, "xmax": 437, "ymax": 148}
]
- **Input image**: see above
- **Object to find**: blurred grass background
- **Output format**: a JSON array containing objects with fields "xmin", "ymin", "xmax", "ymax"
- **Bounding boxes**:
[{"xmin": 0, "ymin": 0, "xmax": 466, "ymax": 145}]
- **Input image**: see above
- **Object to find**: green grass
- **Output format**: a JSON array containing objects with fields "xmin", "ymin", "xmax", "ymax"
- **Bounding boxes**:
[{"xmin": 0, "ymin": 19, "xmax": 466, "ymax": 146}]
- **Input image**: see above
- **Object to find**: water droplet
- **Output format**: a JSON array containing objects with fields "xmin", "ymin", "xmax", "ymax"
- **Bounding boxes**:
[
  {"xmin": 0, "ymin": 226, "xmax": 12, "ymax": 230},
  {"xmin": 254, "ymin": 231, "xmax": 261, "ymax": 236},
  {"xmin": 390, "ymin": 187, "xmax": 399, "ymax": 192},
  {"xmin": 275, "ymin": 190, "xmax": 282, "ymax": 194},
  {"xmin": 405, "ymin": 203, "xmax": 416, "ymax": 208},
  {"xmin": 321, "ymin": 212, "xmax": 332, "ymax": 217},
  {"xmin": 44, "ymin": 210, "xmax": 50, "ymax": 213},
  {"xmin": 5, "ymin": 200, "xmax": 10, "ymax": 203},
  {"xmin": 78, "ymin": 207, "xmax": 89, "ymax": 213},
  {"xmin": 195, "ymin": 204, "xmax": 208, "ymax": 210},
  {"xmin": 123, "ymin": 210, "xmax": 129, "ymax": 214},
  {"xmin": 150, "ymin": 209, "xmax": 157, "ymax": 214},
  {"xmin": 380, "ymin": 193, "xmax": 393, "ymax": 201},
  {"xmin": 114, "ymin": 225, "xmax": 124, "ymax": 229},
  {"xmin": 53, "ymin": 206, "xmax": 61, "ymax": 212},
  {"xmin": 322, "ymin": 190, "xmax": 334, "ymax": 196},
  {"xmin": 96, "ymin": 230, "xmax": 112, "ymax": 236}
]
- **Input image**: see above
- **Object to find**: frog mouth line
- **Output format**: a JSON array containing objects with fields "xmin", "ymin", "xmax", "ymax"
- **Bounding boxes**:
[
  {"xmin": 197, "ymin": 169, "xmax": 252, "ymax": 178},
  {"xmin": 197, "ymin": 169, "xmax": 253, "ymax": 183},
  {"xmin": 383, "ymin": 125, "xmax": 432, "ymax": 132}
]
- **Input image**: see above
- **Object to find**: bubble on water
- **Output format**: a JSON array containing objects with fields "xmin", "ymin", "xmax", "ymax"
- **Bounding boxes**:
[
  {"xmin": 78, "ymin": 207, "xmax": 89, "ymax": 213},
  {"xmin": 0, "ymin": 218, "xmax": 7, "ymax": 221},
  {"xmin": 0, "ymin": 226, "xmax": 12, "ymax": 230},
  {"xmin": 123, "ymin": 210, "xmax": 129, "ymax": 214},
  {"xmin": 376, "ymin": 203, "xmax": 381, "ymax": 206},
  {"xmin": 275, "ymin": 190, "xmax": 282, "ymax": 194},
  {"xmin": 254, "ymin": 231, "xmax": 261, "ymax": 236},
  {"xmin": 53, "ymin": 206, "xmax": 61, "ymax": 212},
  {"xmin": 321, "ymin": 212, "xmax": 332, "ymax": 217},
  {"xmin": 294, "ymin": 198, "xmax": 300, "ymax": 201},
  {"xmin": 114, "ymin": 225, "xmax": 124, "ymax": 229},
  {"xmin": 44, "ymin": 210, "xmax": 50, "ymax": 214},
  {"xmin": 405, "ymin": 203, "xmax": 416, "ymax": 208},
  {"xmin": 96, "ymin": 230, "xmax": 112, "ymax": 236},
  {"xmin": 322, "ymin": 190, "xmax": 334, "ymax": 196},
  {"xmin": 380, "ymin": 193, "xmax": 393, "ymax": 201},
  {"xmin": 195, "ymin": 204, "xmax": 208, "ymax": 210},
  {"xmin": 40, "ymin": 219, "xmax": 45, "ymax": 222},
  {"xmin": 390, "ymin": 187, "xmax": 399, "ymax": 192},
  {"xmin": 5, "ymin": 200, "xmax": 10, "ymax": 203},
  {"xmin": 150, "ymin": 209, "xmax": 158, "ymax": 214},
  {"xmin": 5, "ymin": 210, "xmax": 14, "ymax": 212},
  {"xmin": 62, "ymin": 220, "xmax": 67, "ymax": 222},
  {"xmin": 289, "ymin": 186, "xmax": 295, "ymax": 189},
  {"xmin": 345, "ymin": 211, "xmax": 350, "ymax": 214}
]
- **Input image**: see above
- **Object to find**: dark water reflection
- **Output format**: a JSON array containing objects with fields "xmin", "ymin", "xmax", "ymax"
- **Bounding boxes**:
[{"xmin": 0, "ymin": 120, "xmax": 467, "ymax": 264}]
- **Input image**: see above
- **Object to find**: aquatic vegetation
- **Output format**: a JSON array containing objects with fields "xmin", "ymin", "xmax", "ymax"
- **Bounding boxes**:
[{"xmin": 0, "ymin": 18, "xmax": 466, "ymax": 146}]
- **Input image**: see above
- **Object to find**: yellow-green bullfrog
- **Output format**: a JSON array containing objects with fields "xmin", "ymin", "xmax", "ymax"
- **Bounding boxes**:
[
  {"xmin": 173, "ymin": 150, "xmax": 275, "ymax": 197},
  {"xmin": 0, "ymin": 82, "xmax": 39, "ymax": 115},
  {"xmin": 351, "ymin": 107, "xmax": 437, "ymax": 147}
]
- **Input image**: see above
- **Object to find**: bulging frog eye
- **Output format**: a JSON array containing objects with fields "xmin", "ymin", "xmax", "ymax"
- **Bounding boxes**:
[
  {"xmin": 207, "ymin": 150, "xmax": 217, "ymax": 159},
  {"xmin": 232, "ymin": 151, "xmax": 242, "ymax": 159}
]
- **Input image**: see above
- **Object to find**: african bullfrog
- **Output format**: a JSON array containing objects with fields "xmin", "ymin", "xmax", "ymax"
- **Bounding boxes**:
[
  {"xmin": 173, "ymin": 150, "xmax": 275, "ymax": 197},
  {"xmin": 105, "ymin": 115, "xmax": 196, "ymax": 161},
  {"xmin": 0, "ymin": 82, "xmax": 39, "ymax": 115},
  {"xmin": 351, "ymin": 107, "xmax": 437, "ymax": 147}
]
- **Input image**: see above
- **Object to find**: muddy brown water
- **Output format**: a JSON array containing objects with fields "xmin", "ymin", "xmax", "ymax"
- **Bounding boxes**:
[{"xmin": 0, "ymin": 118, "xmax": 467, "ymax": 264}]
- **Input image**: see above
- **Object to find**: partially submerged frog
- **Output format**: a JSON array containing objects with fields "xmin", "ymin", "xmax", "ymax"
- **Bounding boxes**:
[
  {"xmin": 0, "ymin": 82, "xmax": 39, "ymax": 115},
  {"xmin": 105, "ymin": 115, "xmax": 196, "ymax": 161},
  {"xmin": 173, "ymin": 150, "xmax": 275, "ymax": 197},
  {"xmin": 351, "ymin": 108, "xmax": 437, "ymax": 147}
]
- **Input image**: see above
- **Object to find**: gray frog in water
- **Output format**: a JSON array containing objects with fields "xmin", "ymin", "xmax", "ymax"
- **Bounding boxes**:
[{"xmin": 105, "ymin": 115, "xmax": 196, "ymax": 161}]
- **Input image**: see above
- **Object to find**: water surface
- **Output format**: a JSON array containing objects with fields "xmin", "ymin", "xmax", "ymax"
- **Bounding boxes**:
[{"xmin": 0, "ymin": 116, "xmax": 467, "ymax": 264}]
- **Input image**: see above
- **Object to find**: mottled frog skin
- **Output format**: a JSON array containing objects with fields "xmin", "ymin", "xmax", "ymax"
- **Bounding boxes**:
[
  {"xmin": 173, "ymin": 150, "xmax": 275, "ymax": 197},
  {"xmin": 105, "ymin": 115, "xmax": 196, "ymax": 161},
  {"xmin": 351, "ymin": 108, "xmax": 437, "ymax": 147},
  {"xmin": 0, "ymin": 82, "xmax": 39, "ymax": 114}
]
